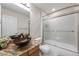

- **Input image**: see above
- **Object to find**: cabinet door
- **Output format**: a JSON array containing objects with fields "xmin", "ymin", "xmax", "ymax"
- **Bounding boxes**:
[
  {"xmin": 28, "ymin": 46, "xmax": 39, "ymax": 56},
  {"xmin": 30, "ymin": 50, "xmax": 39, "ymax": 56}
]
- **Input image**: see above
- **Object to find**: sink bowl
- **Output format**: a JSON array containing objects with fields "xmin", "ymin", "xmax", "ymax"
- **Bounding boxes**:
[{"xmin": 10, "ymin": 33, "xmax": 31, "ymax": 47}]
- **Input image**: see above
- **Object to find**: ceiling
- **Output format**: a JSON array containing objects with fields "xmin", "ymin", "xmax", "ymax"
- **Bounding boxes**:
[
  {"xmin": 1, "ymin": 3, "xmax": 79, "ymax": 17},
  {"xmin": 1, "ymin": 3, "xmax": 30, "ymax": 17},
  {"xmin": 32, "ymin": 3, "xmax": 79, "ymax": 14}
]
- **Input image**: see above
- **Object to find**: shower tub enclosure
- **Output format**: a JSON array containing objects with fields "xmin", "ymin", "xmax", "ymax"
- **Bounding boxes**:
[{"xmin": 42, "ymin": 5, "xmax": 79, "ymax": 55}]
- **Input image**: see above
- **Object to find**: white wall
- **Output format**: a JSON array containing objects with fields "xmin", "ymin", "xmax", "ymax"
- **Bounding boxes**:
[
  {"xmin": 2, "ymin": 8, "xmax": 29, "ymax": 36},
  {"xmin": 30, "ymin": 5, "xmax": 42, "ymax": 39}
]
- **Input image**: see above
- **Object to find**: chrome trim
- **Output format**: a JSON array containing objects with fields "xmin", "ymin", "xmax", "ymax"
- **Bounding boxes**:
[
  {"xmin": 43, "ymin": 10, "xmax": 79, "ymax": 21},
  {"xmin": 43, "ymin": 4, "xmax": 79, "ymax": 17}
]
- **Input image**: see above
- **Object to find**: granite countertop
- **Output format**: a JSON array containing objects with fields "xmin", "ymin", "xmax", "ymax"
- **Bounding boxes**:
[{"xmin": 0, "ymin": 39, "xmax": 39, "ymax": 56}]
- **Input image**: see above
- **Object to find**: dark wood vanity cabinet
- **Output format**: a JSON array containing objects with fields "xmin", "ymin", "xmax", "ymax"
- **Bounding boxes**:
[{"xmin": 19, "ymin": 45, "xmax": 40, "ymax": 56}]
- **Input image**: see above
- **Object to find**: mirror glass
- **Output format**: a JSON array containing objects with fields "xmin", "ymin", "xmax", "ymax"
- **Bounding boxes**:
[{"xmin": 1, "ymin": 3, "xmax": 30, "ymax": 37}]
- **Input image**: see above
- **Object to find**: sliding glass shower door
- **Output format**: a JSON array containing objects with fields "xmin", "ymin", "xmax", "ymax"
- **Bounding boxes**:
[{"xmin": 43, "ymin": 13, "xmax": 78, "ymax": 52}]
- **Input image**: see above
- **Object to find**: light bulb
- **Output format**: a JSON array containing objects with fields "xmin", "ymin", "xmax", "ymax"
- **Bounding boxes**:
[{"xmin": 52, "ymin": 8, "xmax": 56, "ymax": 11}]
